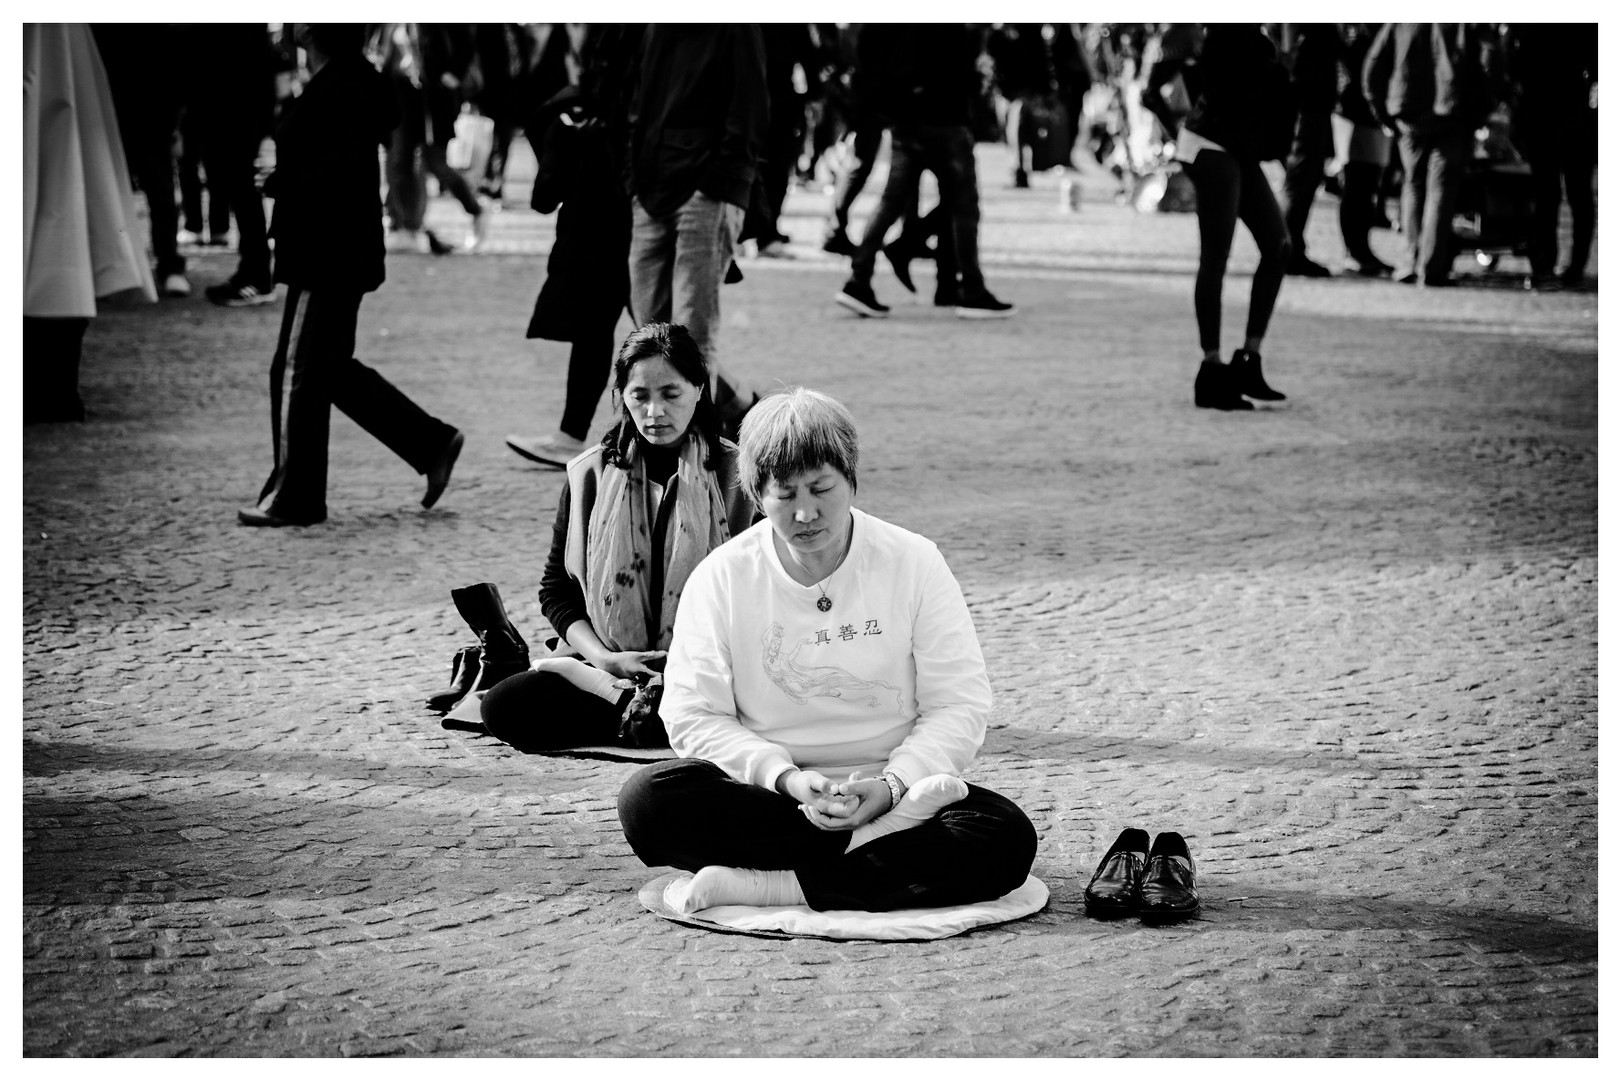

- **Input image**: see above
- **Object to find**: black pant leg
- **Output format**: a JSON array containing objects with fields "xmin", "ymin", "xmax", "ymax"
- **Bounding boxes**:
[
  {"xmin": 618, "ymin": 759, "xmax": 850, "ymax": 874},
  {"xmin": 1338, "ymin": 161, "xmax": 1381, "ymax": 265},
  {"xmin": 797, "ymin": 784, "xmax": 1038, "ymax": 912},
  {"xmin": 22, "ymin": 316, "xmax": 89, "ymax": 423},
  {"xmin": 131, "ymin": 124, "xmax": 184, "ymax": 277},
  {"xmin": 257, "ymin": 286, "xmax": 353, "ymax": 521},
  {"xmin": 558, "ymin": 319, "xmax": 618, "ymax": 441},
  {"xmin": 1236, "ymin": 156, "xmax": 1291, "ymax": 344},
  {"xmin": 201, "ymin": 116, "xmax": 271, "ymax": 285},
  {"xmin": 480, "ymin": 670, "xmax": 624, "ymax": 751},
  {"xmin": 327, "ymin": 349, "xmax": 458, "ymax": 477},
  {"xmin": 1281, "ymin": 111, "xmax": 1331, "ymax": 256},
  {"xmin": 1183, "ymin": 150, "xmax": 1242, "ymax": 354},
  {"xmin": 618, "ymin": 761, "xmax": 1038, "ymax": 912}
]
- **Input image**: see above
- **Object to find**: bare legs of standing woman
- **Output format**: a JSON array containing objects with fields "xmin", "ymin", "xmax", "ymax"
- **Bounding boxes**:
[{"xmin": 1181, "ymin": 149, "xmax": 1290, "ymax": 410}]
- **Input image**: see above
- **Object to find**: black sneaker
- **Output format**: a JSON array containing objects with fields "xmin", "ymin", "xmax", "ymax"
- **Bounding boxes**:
[
  {"xmin": 205, "ymin": 278, "xmax": 277, "ymax": 307},
  {"xmin": 835, "ymin": 280, "xmax": 890, "ymax": 318},
  {"xmin": 1231, "ymin": 348, "xmax": 1285, "ymax": 401},
  {"xmin": 1285, "ymin": 256, "xmax": 1333, "ymax": 278},
  {"xmin": 1194, "ymin": 358, "xmax": 1254, "ymax": 410},
  {"xmin": 953, "ymin": 288, "xmax": 1016, "ymax": 319},
  {"xmin": 821, "ymin": 230, "xmax": 857, "ymax": 257}
]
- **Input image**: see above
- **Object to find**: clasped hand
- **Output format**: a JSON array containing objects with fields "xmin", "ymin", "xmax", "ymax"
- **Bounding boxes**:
[
  {"xmin": 783, "ymin": 769, "xmax": 892, "ymax": 832},
  {"xmin": 599, "ymin": 650, "xmax": 666, "ymax": 686}
]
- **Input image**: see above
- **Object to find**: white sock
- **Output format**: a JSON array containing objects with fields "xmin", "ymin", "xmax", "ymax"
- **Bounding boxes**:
[
  {"xmin": 846, "ymin": 774, "xmax": 969, "ymax": 852},
  {"xmin": 668, "ymin": 866, "xmax": 806, "ymax": 914}
]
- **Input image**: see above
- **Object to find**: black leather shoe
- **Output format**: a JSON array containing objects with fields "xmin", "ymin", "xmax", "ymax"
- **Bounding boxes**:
[
  {"xmin": 1083, "ymin": 827, "xmax": 1150, "ymax": 917},
  {"xmin": 427, "ymin": 645, "xmax": 481, "ymax": 712},
  {"xmin": 422, "ymin": 430, "xmax": 464, "ymax": 509},
  {"xmin": 1231, "ymin": 348, "xmax": 1286, "ymax": 401},
  {"xmin": 1137, "ymin": 831, "xmax": 1200, "ymax": 921}
]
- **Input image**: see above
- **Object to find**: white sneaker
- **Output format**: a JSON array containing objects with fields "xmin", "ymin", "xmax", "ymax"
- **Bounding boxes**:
[
  {"xmin": 464, "ymin": 212, "xmax": 489, "ymax": 252},
  {"xmin": 506, "ymin": 433, "xmax": 585, "ymax": 468},
  {"xmin": 176, "ymin": 229, "xmax": 203, "ymax": 246},
  {"xmin": 160, "ymin": 273, "xmax": 191, "ymax": 298}
]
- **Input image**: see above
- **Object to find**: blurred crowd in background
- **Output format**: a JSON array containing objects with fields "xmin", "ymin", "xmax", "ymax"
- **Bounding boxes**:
[{"xmin": 23, "ymin": 23, "xmax": 1597, "ymax": 429}]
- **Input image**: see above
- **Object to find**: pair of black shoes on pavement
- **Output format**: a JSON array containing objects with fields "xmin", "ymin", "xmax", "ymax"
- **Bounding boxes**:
[
  {"xmin": 1194, "ymin": 349, "xmax": 1285, "ymax": 411},
  {"xmin": 837, "ymin": 279, "xmax": 1015, "ymax": 320},
  {"xmin": 1083, "ymin": 828, "xmax": 1200, "ymax": 921}
]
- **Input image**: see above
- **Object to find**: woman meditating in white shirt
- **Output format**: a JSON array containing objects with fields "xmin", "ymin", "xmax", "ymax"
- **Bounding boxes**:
[{"xmin": 616, "ymin": 387, "xmax": 1037, "ymax": 912}]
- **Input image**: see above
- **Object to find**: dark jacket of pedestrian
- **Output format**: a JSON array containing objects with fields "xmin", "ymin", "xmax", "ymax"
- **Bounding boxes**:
[
  {"xmin": 1361, "ymin": 23, "xmax": 1491, "ymax": 129},
  {"xmin": 417, "ymin": 24, "xmax": 478, "ymax": 146},
  {"xmin": 624, "ymin": 24, "xmax": 768, "ymax": 216},
  {"xmin": 528, "ymin": 25, "xmax": 643, "ymax": 341},
  {"xmin": 857, "ymin": 23, "xmax": 980, "ymax": 128},
  {"xmin": 1335, "ymin": 24, "xmax": 1382, "ymax": 127},
  {"xmin": 1507, "ymin": 23, "xmax": 1598, "ymax": 150},
  {"xmin": 1285, "ymin": 24, "xmax": 1341, "ymax": 117},
  {"xmin": 1176, "ymin": 24, "xmax": 1296, "ymax": 162},
  {"xmin": 265, "ymin": 49, "xmax": 399, "ymax": 294}
]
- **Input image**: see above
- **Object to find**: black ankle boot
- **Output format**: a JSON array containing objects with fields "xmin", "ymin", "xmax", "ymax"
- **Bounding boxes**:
[
  {"xmin": 448, "ymin": 583, "xmax": 530, "ymax": 698},
  {"xmin": 1193, "ymin": 358, "xmax": 1254, "ymax": 411},
  {"xmin": 1231, "ymin": 348, "xmax": 1286, "ymax": 401},
  {"xmin": 426, "ymin": 645, "xmax": 481, "ymax": 713}
]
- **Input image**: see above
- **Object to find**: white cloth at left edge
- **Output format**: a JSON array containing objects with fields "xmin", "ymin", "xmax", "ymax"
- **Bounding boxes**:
[{"xmin": 23, "ymin": 23, "xmax": 156, "ymax": 317}]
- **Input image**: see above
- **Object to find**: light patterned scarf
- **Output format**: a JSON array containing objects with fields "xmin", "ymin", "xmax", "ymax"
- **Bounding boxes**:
[{"xmin": 566, "ymin": 436, "xmax": 731, "ymax": 652}]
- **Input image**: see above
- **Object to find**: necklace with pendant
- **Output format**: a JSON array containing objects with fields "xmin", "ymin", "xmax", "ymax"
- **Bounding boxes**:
[{"xmin": 810, "ymin": 522, "xmax": 852, "ymax": 613}]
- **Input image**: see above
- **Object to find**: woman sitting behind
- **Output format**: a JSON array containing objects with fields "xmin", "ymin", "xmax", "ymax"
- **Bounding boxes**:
[
  {"xmin": 618, "ymin": 387, "xmax": 1037, "ymax": 912},
  {"xmin": 481, "ymin": 322, "xmax": 754, "ymax": 750}
]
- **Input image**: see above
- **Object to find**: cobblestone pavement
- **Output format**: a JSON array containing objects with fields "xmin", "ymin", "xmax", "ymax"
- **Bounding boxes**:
[{"xmin": 21, "ymin": 145, "xmax": 1598, "ymax": 1056}]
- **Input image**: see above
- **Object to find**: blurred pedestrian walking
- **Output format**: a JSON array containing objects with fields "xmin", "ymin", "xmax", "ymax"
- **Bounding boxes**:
[
  {"xmin": 240, "ymin": 24, "xmax": 463, "ymax": 528},
  {"xmin": 176, "ymin": 109, "xmax": 230, "ymax": 247},
  {"xmin": 507, "ymin": 24, "xmax": 644, "ymax": 469},
  {"xmin": 187, "ymin": 23, "xmax": 279, "ymax": 307},
  {"xmin": 1144, "ymin": 23, "xmax": 1292, "ymax": 410},
  {"xmin": 24, "ymin": 23, "xmax": 158, "ymax": 423},
  {"xmin": 836, "ymin": 24, "xmax": 1016, "ymax": 320},
  {"xmin": 1507, "ymin": 23, "xmax": 1597, "ymax": 291},
  {"xmin": 744, "ymin": 24, "xmax": 818, "ymax": 258},
  {"xmin": 1333, "ymin": 23, "xmax": 1396, "ymax": 277},
  {"xmin": 377, "ymin": 23, "xmax": 489, "ymax": 255},
  {"xmin": 1276, "ymin": 23, "xmax": 1340, "ymax": 278},
  {"xmin": 624, "ymin": 23, "xmax": 766, "ymax": 437},
  {"xmin": 1362, "ymin": 23, "xmax": 1494, "ymax": 287},
  {"xmin": 818, "ymin": 24, "xmax": 879, "ymax": 256},
  {"xmin": 90, "ymin": 24, "xmax": 190, "ymax": 297}
]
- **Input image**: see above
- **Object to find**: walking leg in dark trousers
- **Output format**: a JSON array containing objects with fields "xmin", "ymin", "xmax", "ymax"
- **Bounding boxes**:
[
  {"xmin": 201, "ymin": 121, "xmax": 274, "ymax": 300},
  {"xmin": 1281, "ymin": 111, "xmax": 1332, "ymax": 276},
  {"xmin": 246, "ymin": 287, "xmax": 461, "ymax": 527}
]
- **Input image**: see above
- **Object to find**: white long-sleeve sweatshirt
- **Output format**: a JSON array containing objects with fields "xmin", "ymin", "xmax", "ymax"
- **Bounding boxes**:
[{"xmin": 662, "ymin": 508, "xmax": 991, "ymax": 791}]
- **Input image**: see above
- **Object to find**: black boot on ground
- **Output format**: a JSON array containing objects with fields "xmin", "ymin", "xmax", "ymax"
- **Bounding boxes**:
[
  {"xmin": 1193, "ymin": 359, "xmax": 1254, "ymax": 411},
  {"xmin": 1231, "ymin": 348, "xmax": 1286, "ymax": 401},
  {"xmin": 447, "ymin": 583, "xmax": 530, "ymax": 704},
  {"xmin": 426, "ymin": 644, "xmax": 482, "ymax": 713}
]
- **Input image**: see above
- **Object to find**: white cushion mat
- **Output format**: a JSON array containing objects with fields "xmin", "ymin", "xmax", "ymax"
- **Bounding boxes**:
[{"xmin": 639, "ymin": 871, "xmax": 1048, "ymax": 941}]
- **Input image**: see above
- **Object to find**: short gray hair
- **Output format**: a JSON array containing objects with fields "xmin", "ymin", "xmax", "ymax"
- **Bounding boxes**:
[{"xmin": 737, "ymin": 387, "xmax": 859, "ymax": 507}]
